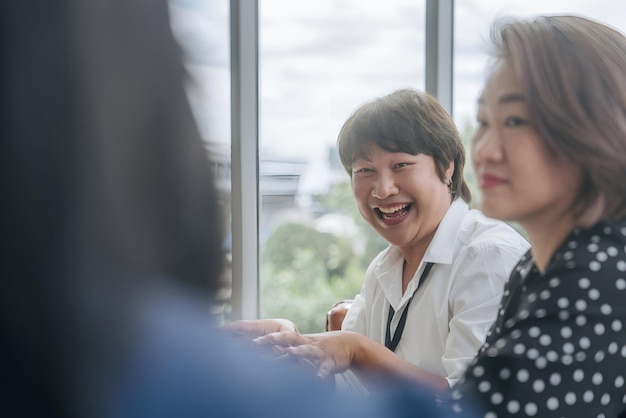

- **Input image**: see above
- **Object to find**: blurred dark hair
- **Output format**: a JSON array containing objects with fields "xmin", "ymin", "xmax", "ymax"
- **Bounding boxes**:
[
  {"xmin": 337, "ymin": 89, "xmax": 471, "ymax": 203},
  {"xmin": 490, "ymin": 15, "xmax": 626, "ymax": 222},
  {"xmin": 1, "ymin": 1, "xmax": 223, "ymax": 415}
]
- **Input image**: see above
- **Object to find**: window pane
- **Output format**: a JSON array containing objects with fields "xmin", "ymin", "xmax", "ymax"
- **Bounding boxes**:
[{"xmin": 259, "ymin": 0, "xmax": 427, "ymax": 334}]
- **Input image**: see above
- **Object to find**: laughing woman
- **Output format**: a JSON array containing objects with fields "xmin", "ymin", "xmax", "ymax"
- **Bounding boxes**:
[
  {"xmin": 449, "ymin": 15, "xmax": 626, "ymax": 417},
  {"xmin": 226, "ymin": 89, "xmax": 529, "ymax": 393}
]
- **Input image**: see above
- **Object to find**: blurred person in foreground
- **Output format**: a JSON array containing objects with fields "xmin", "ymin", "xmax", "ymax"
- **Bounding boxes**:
[
  {"xmin": 446, "ymin": 15, "xmax": 626, "ymax": 417},
  {"xmin": 0, "ymin": 1, "xmax": 472, "ymax": 417}
]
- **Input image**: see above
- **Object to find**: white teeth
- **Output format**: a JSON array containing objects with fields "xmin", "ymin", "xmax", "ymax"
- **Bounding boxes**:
[{"xmin": 377, "ymin": 203, "xmax": 409, "ymax": 214}]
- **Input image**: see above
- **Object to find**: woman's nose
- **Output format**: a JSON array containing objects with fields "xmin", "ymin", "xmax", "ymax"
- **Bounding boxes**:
[
  {"xmin": 472, "ymin": 128, "xmax": 502, "ymax": 163},
  {"xmin": 371, "ymin": 173, "xmax": 398, "ymax": 199}
]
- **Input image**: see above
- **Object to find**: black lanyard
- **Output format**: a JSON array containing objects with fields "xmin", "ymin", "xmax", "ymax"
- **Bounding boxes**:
[{"xmin": 385, "ymin": 262, "xmax": 434, "ymax": 352}]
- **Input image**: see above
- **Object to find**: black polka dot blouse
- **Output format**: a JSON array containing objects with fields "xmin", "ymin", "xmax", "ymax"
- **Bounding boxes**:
[{"xmin": 449, "ymin": 220, "xmax": 626, "ymax": 418}]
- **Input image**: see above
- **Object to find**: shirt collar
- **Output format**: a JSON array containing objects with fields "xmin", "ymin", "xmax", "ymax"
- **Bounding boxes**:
[
  {"xmin": 423, "ymin": 198, "xmax": 468, "ymax": 265},
  {"xmin": 372, "ymin": 199, "xmax": 469, "ymax": 304}
]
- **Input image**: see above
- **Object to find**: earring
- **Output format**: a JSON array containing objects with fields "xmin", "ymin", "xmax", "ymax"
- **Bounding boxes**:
[{"xmin": 447, "ymin": 178, "xmax": 455, "ymax": 194}]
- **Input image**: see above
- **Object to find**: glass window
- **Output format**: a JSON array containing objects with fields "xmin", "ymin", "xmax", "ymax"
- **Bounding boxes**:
[
  {"xmin": 170, "ymin": 1, "xmax": 624, "ymax": 328},
  {"xmin": 258, "ymin": 0, "xmax": 427, "ymax": 333}
]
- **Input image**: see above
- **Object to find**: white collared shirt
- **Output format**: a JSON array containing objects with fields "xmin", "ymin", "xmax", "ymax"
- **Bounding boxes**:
[{"xmin": 341, "ymin": 199, "xmax": 530, "ymax": 387}]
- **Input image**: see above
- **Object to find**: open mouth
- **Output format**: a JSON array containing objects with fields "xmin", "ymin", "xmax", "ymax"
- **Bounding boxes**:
[{"xmin": 375, "ymin": 203, "xmax": 411, "ymax": 220}]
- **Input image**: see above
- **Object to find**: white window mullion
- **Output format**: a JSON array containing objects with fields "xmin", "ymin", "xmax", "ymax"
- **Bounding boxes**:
[
  {"xmin": 426, "ymin": 0, "xmax": 454, "ymax": 114},
  {"xmin": 230, "ymin": 0, "xmax": 260, "ymax": 320}
]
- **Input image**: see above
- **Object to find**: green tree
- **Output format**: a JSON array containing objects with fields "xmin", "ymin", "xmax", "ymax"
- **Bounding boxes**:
[
  {"xmin": 260, "ymin": 222, "xmax": 365, "ymax": 333},
  {"xmin": 260, "ymin": 177, "xmax": 390, "ymax": 334},
  {"xmin": 314, "ymin": 181, "xmax": 388, "ymax": 262}
]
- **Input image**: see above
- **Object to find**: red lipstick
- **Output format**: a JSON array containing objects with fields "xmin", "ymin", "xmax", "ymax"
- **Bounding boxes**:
[{"xmin": 479, "ymin": 173, "xmax": 505, "ymax": 189}]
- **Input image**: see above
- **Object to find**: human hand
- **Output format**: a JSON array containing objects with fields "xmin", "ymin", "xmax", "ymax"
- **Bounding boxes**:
[
  {"xmin": 254, "ymin": 330, "xmax": 362, "ymax": 379},
  {"xmin": 220, "ymin": 318, "xmax": 298, "ymax": 338}
]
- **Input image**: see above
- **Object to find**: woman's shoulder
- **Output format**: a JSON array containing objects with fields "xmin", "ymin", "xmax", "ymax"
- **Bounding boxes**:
[
  {"xmin": 456, "ymin": 208, "xmax": 530, "ymax": 254},
  {"xmin": 547, "ymin": 218, "xmax": 626, "ymax": 280},
  {"xmin": 568, "ymin": 219, "xmax": 626, "ymax": 248}
]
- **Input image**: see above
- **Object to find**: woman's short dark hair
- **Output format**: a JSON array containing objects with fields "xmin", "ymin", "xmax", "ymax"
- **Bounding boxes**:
[
  {"xmin": 337, "ymin": 89, "xmax": 471, "ymax": 203},
  {"xmin": 491, "ymin": 15, "xmax": 626, "ymax": 222}
]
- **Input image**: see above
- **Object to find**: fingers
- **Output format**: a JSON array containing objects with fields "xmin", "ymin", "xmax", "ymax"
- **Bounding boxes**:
[
  {"xmin": 252, "ymin": 331, "xmax": 312, "ymax": 361},
  {"xmin": 285, "ymin": 344, "xmax": 336, "ymax": 379},
  {"xmin": 253, "ymin": 334, "xmax": 345, "ymax": 379},
  {"xmin": 220, "ymin": 319, "xmax": 296, "ymax": 338},
  {"xmin": 253, "ymin": 330, "xmax": 305, "ymax": 347},
  {"xmin": 273, "ymin": 319, "xmax": 299, "ymax": 333},
  {"xmin": 222, "ymin": 324, "xmax": 345, "ymax": 380},
  {"xmin": 220, "ymin": 320, "xmax": 268, "ymax": 337},
  {"xmin": 316, "ymin": 358, "xmax": 337, "ymax": 379},
  {"xmin": 284, "ymin": 342, "xmax": 322, "ymax": 357}
]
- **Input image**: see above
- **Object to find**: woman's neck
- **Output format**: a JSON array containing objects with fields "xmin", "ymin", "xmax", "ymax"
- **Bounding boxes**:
[
  {"xmin": 523, "ymin": 214, "xmax": 577, "ymax": 273},
  {"xmin": 400, "ymin": 230, "xmax": 436, "ymax": 293}
]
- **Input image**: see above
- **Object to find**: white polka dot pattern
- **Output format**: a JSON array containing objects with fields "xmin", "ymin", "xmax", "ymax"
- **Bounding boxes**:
[{"xmin": 448, "ymin": 220, "xmax": 626, "ymax": 417}]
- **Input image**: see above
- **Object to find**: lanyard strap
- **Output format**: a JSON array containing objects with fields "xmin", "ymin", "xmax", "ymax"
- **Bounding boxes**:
[{"xmin": 384, "ymin": 262, "xmax": 434, "ymax": 352}]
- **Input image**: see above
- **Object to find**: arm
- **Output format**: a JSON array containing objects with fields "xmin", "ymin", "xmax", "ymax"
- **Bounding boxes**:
[
  {"xmin": 255, "ymin": 330, "xmax": 450, "ymax": 393},
  {"xmin": 442, "ymin": 242, "xmax": 526, "ymax": 385},
  {"xmin": 261, "ymin": 238, "xmax": 524, "ymax": 390}
]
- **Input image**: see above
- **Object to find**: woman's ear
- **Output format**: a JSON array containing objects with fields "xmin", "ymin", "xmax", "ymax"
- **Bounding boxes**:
[{"xmin": 445, "ymin": 161, "xmax": 455, "ymax": 182}]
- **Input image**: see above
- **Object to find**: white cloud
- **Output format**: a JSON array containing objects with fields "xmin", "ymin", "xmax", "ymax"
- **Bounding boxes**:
[{"xmin": 172, "ymin": 0, "xmax": 625, "ymax": 165}]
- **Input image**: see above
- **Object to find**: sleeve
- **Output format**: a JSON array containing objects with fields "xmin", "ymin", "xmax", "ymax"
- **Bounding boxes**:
[
  {"xmin": 342, "ymin": 254, "xmax": 383, "ymax": 334},
  {"xmin": 341, "ymin": 290, "xmax": 366, "ymax": 333},
  {"xmin": 335, "ymin": 267, "xmax": 370, "ymax": 395},
  {"xmin": 443, "ymin": 241, "xmax": 527, "ymax": 387},
  {"xmin": 449, "ymin": 253, "xmax": 626, "ymax": 416}
]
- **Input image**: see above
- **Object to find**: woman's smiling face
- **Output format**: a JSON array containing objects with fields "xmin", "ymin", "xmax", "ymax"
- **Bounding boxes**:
[
  {"xmin": 351, "ymin": 142, "xmax": 453, "ymax": 251},
  {"xmin": 471, "ymin": 64, "xmax": 582, "ymax": 230}
]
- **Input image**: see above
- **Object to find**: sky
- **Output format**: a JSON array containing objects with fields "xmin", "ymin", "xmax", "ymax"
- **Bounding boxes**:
[{"xmin": 170, "ymin": 0, "xmax": 625, "ymax": 193}]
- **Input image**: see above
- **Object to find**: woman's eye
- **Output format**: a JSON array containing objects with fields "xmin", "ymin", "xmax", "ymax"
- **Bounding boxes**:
[
  {"xmin": 395, "ymin": 163, "xmax": 409, "ymax": 169},
  {"xmin": 353, "ymin": 167, "xmax": 372, "ymax": 174},
  {"xmin": 505, "ymin": 116, "xmax": 527, "ymax": 127}
]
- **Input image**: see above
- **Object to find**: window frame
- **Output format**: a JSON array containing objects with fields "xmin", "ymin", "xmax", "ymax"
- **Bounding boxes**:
[{"xmin": 228, "ymin": 0, "xmax": 454, "ymax": 320}]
